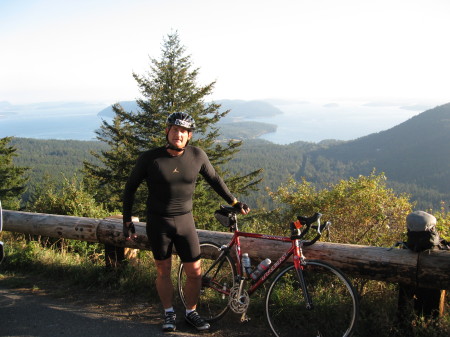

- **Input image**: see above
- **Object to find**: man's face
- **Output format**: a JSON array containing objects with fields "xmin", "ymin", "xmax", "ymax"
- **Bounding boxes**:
[{"xmin": 166, "ymin": 125, "xmax": 192, "ymax": 149}]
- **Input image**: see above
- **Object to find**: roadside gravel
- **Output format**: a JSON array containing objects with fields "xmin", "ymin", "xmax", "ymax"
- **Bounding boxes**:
[{"xmin": 0, "ymin": 274, "xmax": 267, "ymax": 337}]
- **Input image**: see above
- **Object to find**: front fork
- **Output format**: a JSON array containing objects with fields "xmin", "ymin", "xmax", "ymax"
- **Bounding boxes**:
[{"xmin": 293, "ymin": 240, "xmax": 314, "ymax": 310}]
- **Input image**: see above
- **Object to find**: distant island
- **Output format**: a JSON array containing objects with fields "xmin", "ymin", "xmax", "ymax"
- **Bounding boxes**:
[
  {"xmin": 97, "ymin": 99, "xmax": 283, "ymax": 120},
  {"xmin": 216, "ymin": 99, "xmax": 283, "ymax": 121},
  {"xmin": 97, "ymin": 99, "xmax": 280, "ymax": 140}
]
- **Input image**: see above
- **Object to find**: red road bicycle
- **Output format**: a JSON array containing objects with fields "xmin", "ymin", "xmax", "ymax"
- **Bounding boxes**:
[{"xmin": 178, "ymin": 206, "xmax": 359, "ymax": 337}]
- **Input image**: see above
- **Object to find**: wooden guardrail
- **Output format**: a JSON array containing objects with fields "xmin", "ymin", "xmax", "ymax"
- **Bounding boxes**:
[{"xmin": 2, "ymin": 210, "xmax": 450, "ymax": 290}]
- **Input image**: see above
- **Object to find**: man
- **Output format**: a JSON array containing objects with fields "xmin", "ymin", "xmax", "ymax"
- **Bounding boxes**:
[{"xmin": 122, "ymin": 112, "xmax": 250, "ymax": 332}]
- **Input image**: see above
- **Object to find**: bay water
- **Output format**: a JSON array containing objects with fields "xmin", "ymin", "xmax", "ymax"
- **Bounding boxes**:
[{"xmin": 0, "ymin": 101, "xmax": 425, "ymax": 144}]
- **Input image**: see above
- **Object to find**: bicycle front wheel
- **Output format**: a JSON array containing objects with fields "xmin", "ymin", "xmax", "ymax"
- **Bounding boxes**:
[
  {"xmin": 265, "ymin": 260, "xmax": 359, "ymax": 337},
  {"xmin": 177, "ymin": 242, "xmax": 236, "ymax": 322}
]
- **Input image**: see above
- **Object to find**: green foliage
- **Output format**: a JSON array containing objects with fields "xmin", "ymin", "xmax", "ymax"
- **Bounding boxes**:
[
  {"xmin": 24, "ymin": 175, "xmax": 111, "ymax": 258},
  {"xmin": 263, "ymin": 171, "xmax": 413, "ymax": 246},
  {"xmin": 27, "ymin": 175, "xmax": 111, "ymax": 218},
  {"xmin": 83, "ymin": 31, "xmax": 262, "ymax": 221},
  {"xmin": 429, "ymin": 201, "xmax": 450, "ymax": 241},
  {"xmin": 0, "ymin": 137, "xmax": 29, "ymax": 209}
]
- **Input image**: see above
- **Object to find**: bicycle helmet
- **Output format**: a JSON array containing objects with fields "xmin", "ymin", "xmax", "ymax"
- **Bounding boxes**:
[{"xmin": 166, "ymin": 112, "xmax": 196, "ymax": 130}]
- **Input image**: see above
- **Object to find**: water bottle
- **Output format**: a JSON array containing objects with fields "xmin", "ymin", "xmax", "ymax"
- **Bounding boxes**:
[
  {"xmin": 241, "ymin": 253, "xmax": 253, "ymax": 277},
  {"xmin": 250, "ymin": 258, "xmax": 271, "ymax": 281}
]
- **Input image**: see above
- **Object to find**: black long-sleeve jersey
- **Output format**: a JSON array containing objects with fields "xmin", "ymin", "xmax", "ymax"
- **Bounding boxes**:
[{"xmin": 123, "ymin": 145, "xmax": 235, "ymax": 220}]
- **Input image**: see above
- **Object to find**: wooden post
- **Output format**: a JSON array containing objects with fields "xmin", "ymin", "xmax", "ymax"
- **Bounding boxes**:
[
  {"xmin": 440, "ymin": 290, "xmax": 447, "ymax": 316},
  {"xmin": 104, "ymin": 215, "xmax": 139, "ymax": 268},
  {"xmin": 104, "ymin": 243, "xmax": 125, "ymax": 269},
  {"xmin": 397, "ymin": 248, "xmax": 447, "ymax": 320}
]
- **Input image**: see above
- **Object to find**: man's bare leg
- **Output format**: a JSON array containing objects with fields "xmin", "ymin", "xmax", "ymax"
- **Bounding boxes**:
[
  {"xmin": 183, "ymin": 260, "xmax": 210, "ymax": 331},
  {"xmin": 182, "ymin": 260, "xmax": 202, "ymax": 310},
  {"xmin": 155, "ymin": 258, "xmax": 174, "ymax": 309}
]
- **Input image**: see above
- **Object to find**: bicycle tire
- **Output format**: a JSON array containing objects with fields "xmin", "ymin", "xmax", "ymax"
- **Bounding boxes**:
[
  {"xmin": 177, "ymin": 241, "xmax": 237, "ymax": 322},
  {"xmin": 265, "ymin": 260, "xmax": 359, "ymax": 337}
]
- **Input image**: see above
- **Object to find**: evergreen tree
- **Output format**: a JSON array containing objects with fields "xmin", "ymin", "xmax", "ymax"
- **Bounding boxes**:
[
  {"xmin": 0, "ymin": 137, "xmax": 29, "ymax": 209},
  {"xmin": 84, "ymin": 32, "xmax": 262, "ymax": 225}
]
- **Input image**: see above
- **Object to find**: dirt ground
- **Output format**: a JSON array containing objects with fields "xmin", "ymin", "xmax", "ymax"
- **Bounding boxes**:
[{"xmin": 0, "ymin": 273, "xmax": 269, "ymax": 337}]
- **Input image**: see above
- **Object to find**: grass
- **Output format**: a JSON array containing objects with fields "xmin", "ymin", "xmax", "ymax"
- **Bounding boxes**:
[
  {"xmin": 0, "ymin": 232, "xmax": 449, "ymax": 337},
  {"xmin": 0, "ymin": 233, "xmax": 159, "ymax": 299}
]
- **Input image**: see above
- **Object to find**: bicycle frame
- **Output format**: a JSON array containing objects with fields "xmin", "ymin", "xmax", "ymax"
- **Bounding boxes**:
[
  {"xmin": 223, "ymin": 230, "xmax": 304, "ymax": 296},
  {"xmin": 202, "ymin": 207, "xmax": 325, "ymax": 310}
]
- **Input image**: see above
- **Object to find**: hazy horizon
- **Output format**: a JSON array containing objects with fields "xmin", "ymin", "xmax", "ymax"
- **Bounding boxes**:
[{"xmin": 0, "ymin": 98, "xmax": 435, "ymax": 143}]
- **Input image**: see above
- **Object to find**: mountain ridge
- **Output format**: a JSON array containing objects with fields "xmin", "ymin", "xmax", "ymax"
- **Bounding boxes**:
[{"xmin": 299, "ymin": 103, "xmax": 450, "ymax": 208}]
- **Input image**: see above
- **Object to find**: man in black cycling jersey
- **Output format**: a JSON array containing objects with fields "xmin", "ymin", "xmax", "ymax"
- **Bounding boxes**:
[{"xmin": 122, "ymin": 112, "xmax": 250, "ymax": 332}]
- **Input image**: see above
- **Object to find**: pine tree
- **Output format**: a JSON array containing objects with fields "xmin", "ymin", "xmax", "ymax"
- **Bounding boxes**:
[
  {"xmin": 84, "ymin": 32, "xmax": 262, "ymax": 225},
  {"xmin": 0, "ymin": 137, "xmax": 29, "ymax": 209}
]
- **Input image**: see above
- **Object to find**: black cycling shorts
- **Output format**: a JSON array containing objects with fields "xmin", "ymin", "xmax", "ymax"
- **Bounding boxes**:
[{"xmin": 146, "ymin": 212, "xmax": 201, "ymax": 263}]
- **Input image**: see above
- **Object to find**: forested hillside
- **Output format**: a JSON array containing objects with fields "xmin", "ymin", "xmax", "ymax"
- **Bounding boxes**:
[
  {"xmin": 296, "ymin": 103, "xmax": 450, "ymax": 209},
  {"xmin": 8, "ymin": 137, "xmax": 328, "ymax": 209},
  {"xmin": 222, "ymin": 139, "xmax": 329, "ymax": 207},
  {"xmin": 10, "ymin": 138, "xmax": 108, "ymax": 201},
  {"xmin": 9, "ymin": 103, "xmax": 450, "ymax": 210}
]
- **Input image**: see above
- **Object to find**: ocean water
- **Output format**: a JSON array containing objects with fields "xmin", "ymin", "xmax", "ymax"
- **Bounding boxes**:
[
  {"xmin": 253, "ymin": 102, "xmax": 423, "ymax": 144},
  {"xmin": 0, "ymin": 112, "xmax": 105, "ymax": 141},
  {"xmin": 0, "ymin": 101, "xmax": 426, "ymax": 143}
]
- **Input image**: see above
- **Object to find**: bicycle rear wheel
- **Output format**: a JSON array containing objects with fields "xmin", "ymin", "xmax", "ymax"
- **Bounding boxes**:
[
  {"xmin": 265, "ymin": 260, "xmax": 359, "ymax": 337},
  {"xmin": 177, "ymin": 242, "xmax": 236, "ymax": 322}
]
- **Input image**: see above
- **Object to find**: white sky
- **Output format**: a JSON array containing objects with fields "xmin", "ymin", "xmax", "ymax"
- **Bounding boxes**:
[{"xmin": 0, "ymin": 0, "xmax": 449, "ymax": 106}]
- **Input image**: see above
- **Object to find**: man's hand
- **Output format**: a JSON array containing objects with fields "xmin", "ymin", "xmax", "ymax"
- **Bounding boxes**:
[
  {"xmin": 234, "ymin": 201, "xmax": 250, "ymax": 215},
  {"xmin": 123, "ymin": 222, "xmax": 138, "ymax": 240}
]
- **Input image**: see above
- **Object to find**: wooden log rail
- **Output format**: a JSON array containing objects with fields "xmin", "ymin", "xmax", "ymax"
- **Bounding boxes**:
[{"xmin": 2, "ymin": 210, "xmax": 450, "ymax": 290}]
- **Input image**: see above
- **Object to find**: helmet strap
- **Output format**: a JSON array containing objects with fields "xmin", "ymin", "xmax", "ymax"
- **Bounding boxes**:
[{"xmin": 166, "ymin": 143, "xmax": 185, "ymax": 152}]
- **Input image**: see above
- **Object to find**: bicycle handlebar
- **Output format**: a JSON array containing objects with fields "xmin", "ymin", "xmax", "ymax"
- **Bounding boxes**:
[
  {"xmin": 290, "ymin": 213, "xmax": 331, "ymax": 246},
  {"xmin": 290, "ymin": 213, "xmax": 320, "ymax": 245},
  {"xmin": 216, "ymin": 206, "xmax": 330, "ymax": 245}
]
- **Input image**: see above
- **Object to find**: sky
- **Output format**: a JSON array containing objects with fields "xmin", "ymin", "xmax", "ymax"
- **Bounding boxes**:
[{"xmin": 1, "ymin": 0, "xmax": 449, "ymax": 107}]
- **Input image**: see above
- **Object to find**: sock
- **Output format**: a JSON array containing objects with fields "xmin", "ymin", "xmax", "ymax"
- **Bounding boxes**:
[
  {"xmin": 165, "ymin": 307, "xmax": 175, "ymax": 314},
  {"xmin": 186, "ymin": 308, "xmax": 195, "ymax": 315}
]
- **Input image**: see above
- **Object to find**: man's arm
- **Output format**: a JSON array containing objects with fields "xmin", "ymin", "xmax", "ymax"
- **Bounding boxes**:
[
  {"xmin": 123, "ymin": 153, "xmax": 147, "ymax": 223},
  {"xmin": 198, "ymin": 150, "xmax": 250, "ymax": 215}
]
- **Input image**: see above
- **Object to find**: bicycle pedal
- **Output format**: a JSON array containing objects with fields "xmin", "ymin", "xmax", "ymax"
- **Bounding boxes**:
[{"xmin": 240, "ymin": 313, "xmax": 251, "ymax": 323}]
